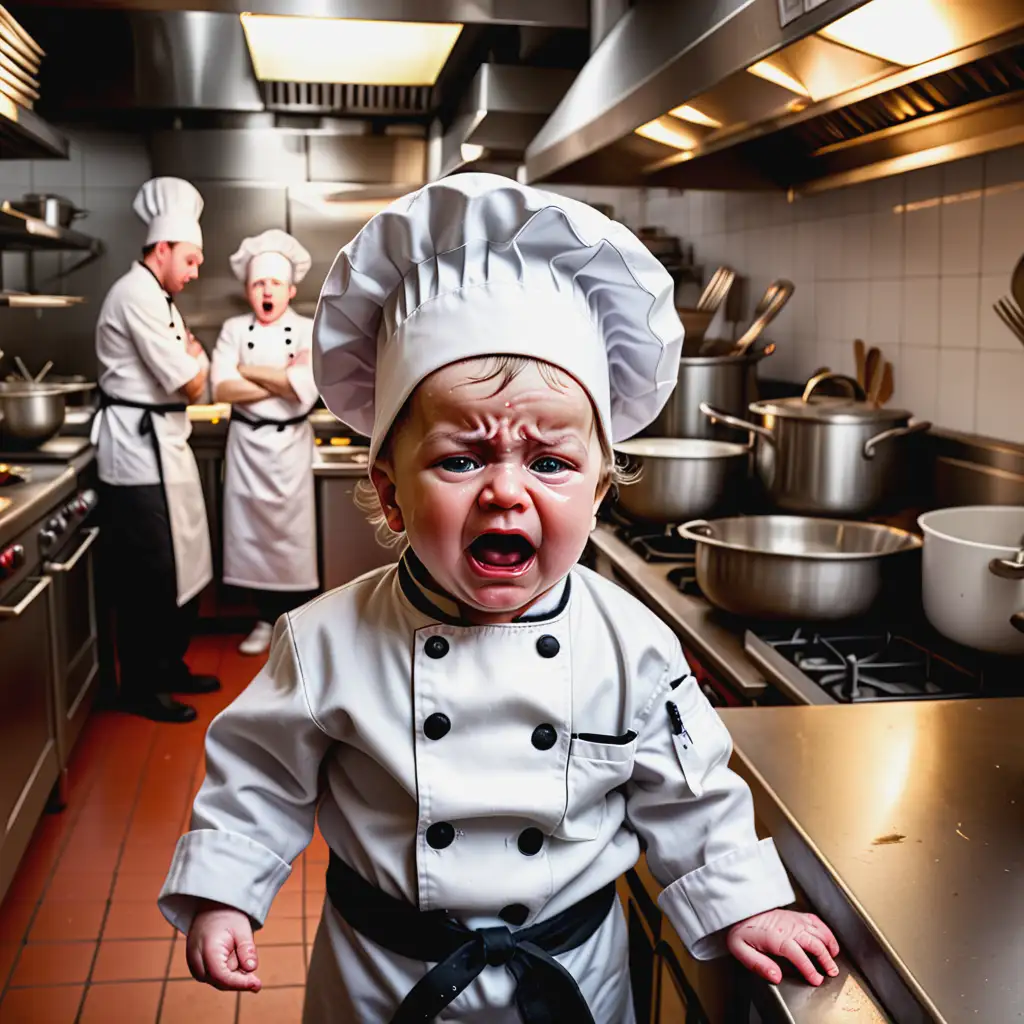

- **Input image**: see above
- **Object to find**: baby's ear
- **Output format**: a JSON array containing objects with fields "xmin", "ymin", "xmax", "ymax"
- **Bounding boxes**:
[{"xmin": 369, "ymin": 462, "xmax": 405, "ymax": 532}]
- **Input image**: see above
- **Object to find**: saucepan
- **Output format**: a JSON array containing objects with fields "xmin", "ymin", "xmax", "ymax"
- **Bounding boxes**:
[
  {"xmin": 700, "ymin": 372, "xmax": 931, "ymax": 516},
  {"xmin": 677, "ymin": 515, "xmax": 922, "ymax": 620},
  {"xmin": 918, "ymin": 506, "xmax": 1024, "ymax": 655},
  {"xmin": 0, "ymin": 381, "xmax": 95, "ymax": 445},
  {"xmin": 613, "ymin": 438, "xmax": 750, "ymax": 524}
]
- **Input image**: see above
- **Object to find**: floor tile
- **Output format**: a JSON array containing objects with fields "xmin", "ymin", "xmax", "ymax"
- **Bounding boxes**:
[
  {"xmin": 168, "ymin": 936, "xmax": 191, "ymax": 980},
  {"xmin": 8, "ymin": 941, "xmax": 95, "ymax": 987},
  {"xmin": 46, "ymin": 869, "xmax": 114, "ymax": 903},
  {"xmin": 0, "ymin": 985, "xmax": 83, "ymax": 1023},
  {"xmin": 271, "ymin": 892, "xmax": 304, "ymax": 919},
  {"xmin": 79, "ymin": 981, "xmax": 162, "ymax": 1024},
  {"xmin": 158, "ymin": 979, "xmax": 238, "ymax": 1023},
  {"xmin": 253, "ymin": 944, "xmax": 307, "ymax": 988},
  {"xmin": 0, "ymin": 903, "xmax": 35, "ymax": 944},
  {"xmin": 103, "ymin": 901, "xmax": 174, "ymax": 941},
  {"xmin": 29, "ymin": 900, "xmax": 106, "ymax": 942},
  {"xmin": 304, "ymin": 892, "xmax": 324, "ymax": 917},
  {"xmin": 91, "ymin": 938, "xmax": 172, "ymax": 982},
  {"xmin": 256, "ymin": 915, "xmax": 304, "ymax": 946},
  {"xmin": 0, "ymin": 944, "xmax": 16, "ymax": 988},
  {"xmin": 238, "ymin": 985, "xmax": 305, "ymax": 1023},
  {"xmin": 111, "ymin": 873, "xmax": 165, "ymax": 904}
]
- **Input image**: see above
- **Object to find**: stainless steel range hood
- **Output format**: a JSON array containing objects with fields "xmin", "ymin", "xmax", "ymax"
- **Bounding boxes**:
[
  {"xmin": 525, "ymin": 0, "xmax": 1024, "ymax": 194},
  {"xmin": 436, "ymin": 62, "xmax": 574, "ymax": 176}
]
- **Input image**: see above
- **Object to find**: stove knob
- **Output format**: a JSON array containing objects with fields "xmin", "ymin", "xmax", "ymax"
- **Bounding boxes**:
[
  {"xmin": 53, "ymin": 513, "xmax": 68, "ymax": 532},
  {"xmin": 0, "ymin": 544, "xmax": 24, "ymax": 577},
  {"xmin": 81, "ymin": 489, "xmax": 97, "ymax": 510},
  {"xmin": 39, "ymin": 529, "xmax": 57, "ymax": 551}
]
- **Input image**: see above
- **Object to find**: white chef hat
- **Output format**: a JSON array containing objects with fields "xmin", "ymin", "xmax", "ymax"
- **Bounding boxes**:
[
  {"xmin": 229, "ymin": 229, "xmax": 312, "ymax": 285},
  {"xmin": 313, "ymin": 174, "xmax": 682, "ymax": 465},
  {"xmin": 133, "ymin": 177, "xmax": 204, "ymax": 249}
]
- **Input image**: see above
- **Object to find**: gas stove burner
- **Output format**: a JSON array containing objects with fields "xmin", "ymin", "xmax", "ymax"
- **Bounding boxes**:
[
  {"xmin": 760, "ymin": 627, "xmax": 978, "ymax": 702},
  {"xmin": 629, "ymin": 533, "xmax": 695, "ymax": 563},
  {"xmin": 667, "ymin": 564, "xmax": 702, "ymax": 597}
]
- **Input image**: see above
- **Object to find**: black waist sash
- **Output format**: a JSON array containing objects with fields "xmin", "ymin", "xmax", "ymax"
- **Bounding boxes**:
[
  {"xmin": 325, "ymin": 852, "xmax": 615, "ymax": 1024},
  {"xmin": 96, "ymin": 387, "xmax": 188, "ymax": 486},
  {"xmin": 230, "ymin": 407, "xmax": 311, "ymax": 432}
]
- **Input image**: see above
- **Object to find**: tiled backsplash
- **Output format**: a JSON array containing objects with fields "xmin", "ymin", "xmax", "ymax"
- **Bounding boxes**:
[{"xmin": 640, "ymin": 146, "xmax": 1024, "ymax": 445}]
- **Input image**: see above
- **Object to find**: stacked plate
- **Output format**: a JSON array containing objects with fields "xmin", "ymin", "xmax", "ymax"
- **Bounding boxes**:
[{"xmin": 0, "ymin": 5, "xmax": 44, "ymax": 112}]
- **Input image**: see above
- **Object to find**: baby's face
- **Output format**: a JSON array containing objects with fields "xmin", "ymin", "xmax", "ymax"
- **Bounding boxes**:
[{"xmin": 374, "ymin": 359, "xmax": 608, "ymax": 623}]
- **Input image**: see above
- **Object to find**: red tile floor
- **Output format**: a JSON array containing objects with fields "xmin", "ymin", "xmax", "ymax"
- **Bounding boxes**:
[{"xmin": 0, "ymin": 634, "xmax": 324, "ymax": 1023}]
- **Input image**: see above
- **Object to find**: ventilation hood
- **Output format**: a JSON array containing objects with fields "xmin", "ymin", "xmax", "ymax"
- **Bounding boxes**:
[
  {"xmin": 436, "ymin": 62, "xmax": 574, "ymax": 176},
  {"xmin": 525, "ymin": 0, "xmax": 1024, "ymax": 194}
]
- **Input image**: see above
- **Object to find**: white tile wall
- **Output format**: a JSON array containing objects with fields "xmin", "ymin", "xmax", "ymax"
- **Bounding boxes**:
[{"xmin": 650, "ymin": 145, "xmax": 1024, "ymax": 444}]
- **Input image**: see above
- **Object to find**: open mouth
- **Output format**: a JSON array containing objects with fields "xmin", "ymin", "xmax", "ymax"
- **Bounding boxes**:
[
  {"xmin": 467, "ymin": 532, "xmax": 536, "ymax": 575},
  {"xmin": 262, "ymin": 300, "xmax": 274, "ymax": 314}
]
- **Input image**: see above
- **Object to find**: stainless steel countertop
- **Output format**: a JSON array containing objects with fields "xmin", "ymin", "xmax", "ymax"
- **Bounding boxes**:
[
  {"xmin": 721, "ymin": 700, "xmax": 1024, "ymax": 1023},
  {"xmin": 0, "ymin": 463, "xmax": 77, "ymax": 549},
  {"xmin": 587, "ymin": 524, "xmax": 768, "ymax": 697}
]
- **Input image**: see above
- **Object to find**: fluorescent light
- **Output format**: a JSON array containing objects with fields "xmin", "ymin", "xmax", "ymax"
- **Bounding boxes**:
[
  {"xmin": 747, "ymin": 60, "xmax": 810, "ymax": 97},
  {"xmin": 819, "ymin": 0, "xmax": 957, "ymax": 67},
  {"xmin": 240, "ymin": 14, "xmax": 463, "ymax": 85},
  {"xmin": 668, "ymin": 104, "xmax": 722, "ymax": 129},
  {"xmin": 634, "ymin": 118, "xmax": 697, "ymax": 150},
  {"xmin": 460, "ymin": 143, "xmax": 485, "ymax": 163}
]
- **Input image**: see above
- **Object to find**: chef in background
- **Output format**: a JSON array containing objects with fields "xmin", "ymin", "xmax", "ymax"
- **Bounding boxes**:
[
  {"xmin": 211, "ymin": 230, "xmax": 319, "ymax": 656},
  {"xmin": 91, "ymin": 176, "xmax": 219, "ymax": 724}
]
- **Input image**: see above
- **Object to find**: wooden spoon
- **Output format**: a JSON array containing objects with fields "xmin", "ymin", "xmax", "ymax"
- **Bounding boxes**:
[
  {"xmin": 867, "ymin": 355, "xmax": 886, "ymax": 405},
  {"xmin": 877, "ymin": 361, "xmax": 894, "ymax": 405},
  {"xmin": 863, "ymin": 347, "xmax": 881, "ymax": 394},
  {"xmin": 854, "ymin": 339, "xmax": 866, "ymax": 389}
]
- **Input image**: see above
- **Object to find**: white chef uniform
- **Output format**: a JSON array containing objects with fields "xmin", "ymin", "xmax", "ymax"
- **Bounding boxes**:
[
  {"xmin": 212, "ymin": 231, "xmax": 319, "ymax": 591},
  {"xmin": 91, "ymin": 178, "xmax": 211, "ymax": 608},
  {"xmin": 158, "ymin": 175, "xmax": 796, "ymax": 1023}
]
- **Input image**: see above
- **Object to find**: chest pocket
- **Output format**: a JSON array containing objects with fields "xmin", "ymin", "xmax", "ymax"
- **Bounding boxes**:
[
  {"xmin": 554, "ymin": 731, "xmax": 638, "ymax": 842},
  {"xmin": 667, "ymin": 687, "xmax": 731, "ymax": 800}
]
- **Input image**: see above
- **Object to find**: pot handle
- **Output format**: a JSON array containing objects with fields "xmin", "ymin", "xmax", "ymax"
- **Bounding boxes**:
[
  {"xmin": 1011, "ymin": 611, "xmax": 1024, "ymax": 634},
  {"xmin": 698, "ymin": 402, "xmax": 774, "ymax": 445},
  {"xmin": 863, "ymin": 419, "xmax": 932, "ymax": 460},
  {"xmin": 989, "ymin": 554, "xmax": 1024, "ymax": 581},
  {"xmin": 802, "ymin": 371, "xmax": 866, "ymax": 403},
  {"xmin": 679, "ymin": 519, "xmax": 714, "ymax": 539}
]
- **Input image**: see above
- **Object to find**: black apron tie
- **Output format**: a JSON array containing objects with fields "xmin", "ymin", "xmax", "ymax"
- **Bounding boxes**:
[
  {"xmin": 325, "ymin": 852, "xmax": 614, "ymax": 1024},
  {"xmin": 95, "ymin": 388, "xmax": 188, "ymax": 487},
  {"xmin": 230, "ymin": 407, "xmax": 312, "ymax": 433}
]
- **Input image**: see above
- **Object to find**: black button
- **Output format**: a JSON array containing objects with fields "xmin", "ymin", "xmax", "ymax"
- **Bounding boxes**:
[
  {"xmin": 536, "ymin": 635, "xmax": 560, "ymax": 658},
  {"xmin": 531, "ymin": 724, "xmax": 557, "ymax": 750},
  {"xmin": 168, "ymin": 321, "xmax": 174, "ymax": 328},
  {"xmin": 176, "ymin": 335, "xmax": 182, "ymax": 341},
  {"xmin": 517, "ymin": 828, "xmax": 544, "ymax": 856},
  {"xmin": 425, "ymin": 636, "xmax": 449, "ymax": 659},
  {"xmin": 289, "ymin": 353, "xmax": 295, "ymax": 360},
  {"xmin": 248, "ymin": 324, "xmax": 254, "ymax": 331},
  {"xmin": 424, "ymin": 712, "xmax": 451, "ymax": 740},
  {"xmin": 247, "ymin": 341, "xmax": 255, "ymax": 349},
  {"xmin": 500, "ymin": 904, "xmax": 529, "ymax": 926},
  {"xmin": 426, "ymin": 822, "xmax": 455, "ymax": 849},
  {"xmin": 284, "ymin": 325, "xmax": 292, "ymax": 332},
  {"xmin": 285, "ymin": 337, "xmax": 292, "ymax": 344}
]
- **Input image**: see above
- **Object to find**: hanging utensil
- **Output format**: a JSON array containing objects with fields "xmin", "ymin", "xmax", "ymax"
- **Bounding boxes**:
[
  {"xmin": 34, "ymin": 360, "xmax": 53, "ymax": 383},
  {"xmin": 696, "ymin": 266, "xmax": 734, "ymax": 313},
  {"xmin": 13, "ymin": 356, "xmax": 32, "ymax": 382},
  {"xmin": 727, "ymin": 280, "xmax": 794, "ymax": 357},
  {"xmin": 854, "ymin": 339, "xmax": 866, "ymax": 389},
  {"xmin": 994, "ymin": 296, "xmax": 1024, "ymax": 345}
]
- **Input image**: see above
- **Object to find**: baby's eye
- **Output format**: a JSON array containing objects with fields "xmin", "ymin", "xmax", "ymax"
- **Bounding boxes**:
[
  {"xmin": 531, "ymin": 456, "xmax": 571, "ymax": 475},
  {"xmin": 438, "ymin": 455, "xmax": 480, "ymax": 473}
]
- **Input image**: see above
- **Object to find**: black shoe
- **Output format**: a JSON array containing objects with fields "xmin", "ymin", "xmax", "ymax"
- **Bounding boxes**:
[
  {"xmin": 120, "ymin": 694, "xmax": 198, "ymax": 724},
  {"xmin": 167, "ymin": 673, "xmax": 221, "ymax": 695}
]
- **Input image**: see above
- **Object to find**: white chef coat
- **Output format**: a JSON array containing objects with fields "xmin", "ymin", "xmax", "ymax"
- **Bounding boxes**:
[
  {"xmin": 159, "ymin": 556, "xmax": 794, "ymax": 1021},
  {"xmin": 91, "ymin": 261, "xmax": 213, "ymax": 606},
  {"xmin": 210, "ymin": 308, "xmax": 319, "ymax": 591}
]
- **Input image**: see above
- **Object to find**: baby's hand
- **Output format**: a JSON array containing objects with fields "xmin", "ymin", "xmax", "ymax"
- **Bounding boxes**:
[
  {"xmin": 727, "ymin": 909, "xmax": 840, "ymax": 987},
  {"xmin": 186, "ymin": 901, "xmax": 262, "ymax": 992}
]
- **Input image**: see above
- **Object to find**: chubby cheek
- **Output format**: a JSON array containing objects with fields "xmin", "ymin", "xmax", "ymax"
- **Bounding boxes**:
[
  {"xmin": 534, "ymin": 481, "xmax": 600, "ymax": 570},
  {"xmin": 399, "ymin": 477, "xmax": 472, "ymax": 557}
]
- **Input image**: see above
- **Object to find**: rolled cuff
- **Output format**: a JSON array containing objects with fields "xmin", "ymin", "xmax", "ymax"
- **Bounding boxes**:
[
  {"xmin": 157, "ymin": 828, "xmax": 292, "ymax": 935},
  {"xmin": 657, "ymin": 838, "xmax": 795, "ymax": 960}
]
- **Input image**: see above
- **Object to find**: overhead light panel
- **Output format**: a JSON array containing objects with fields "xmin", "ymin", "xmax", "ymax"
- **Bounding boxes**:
[
  {"xmin": 819, "ymin": 0, "xmax": 959, "ymax": 67},
  {"xmin": 634, "ymin": 117, "xmax": 699, "ymax": 150},
  {"xmin": 240, "ymin": 13, "xmax": 463, "ymax": 85},
  {"xmin": 668, "ymin": 104, "xmax": 722, "ymax": 129},
  {"xmin": 747, "ymin": 60, "xmax": 811, "ymax": 97}
]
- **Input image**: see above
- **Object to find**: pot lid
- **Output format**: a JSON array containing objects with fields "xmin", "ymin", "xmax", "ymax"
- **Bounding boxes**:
[{"xmin": 751, "ymin": 372, "xmax": 910, "ymax": 424}]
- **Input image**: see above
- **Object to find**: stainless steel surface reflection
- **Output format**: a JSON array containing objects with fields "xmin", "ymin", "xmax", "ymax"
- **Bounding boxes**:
[{"xmin": 722, "ymin": 699, "xmax": 1024, "ymax": 1023}]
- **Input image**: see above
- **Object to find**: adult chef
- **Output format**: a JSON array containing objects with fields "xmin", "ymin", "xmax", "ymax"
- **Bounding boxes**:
[
  {"xmin": 211, "ymin": 230, "xmax": 319, "ymax": 656},
  {"xmin": 92, "ymin": 177, "xmax": 220, "ymax": 724}
]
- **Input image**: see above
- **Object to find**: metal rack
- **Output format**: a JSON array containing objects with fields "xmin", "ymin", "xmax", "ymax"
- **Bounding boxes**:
[{"xmin": 0, "ymin": 204, "xmax": 104, "ymax": 309}]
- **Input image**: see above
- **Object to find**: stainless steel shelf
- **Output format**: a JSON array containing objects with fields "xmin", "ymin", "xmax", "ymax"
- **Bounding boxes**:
[
  {"xmin": 0, "ymin": 292, "xmax": 85, "ymax": 308},
  {"xmin": 0, "ymin": 205, "xmax": 103, "ymax": 254},
  {"xmin": 0, "ymin": 101, "xmax": 68, "ymax": 161}
]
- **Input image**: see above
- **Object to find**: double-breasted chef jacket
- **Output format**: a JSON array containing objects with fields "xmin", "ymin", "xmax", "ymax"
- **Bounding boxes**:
[
  {"xmin": 159, "ymin": 555, "xmax": 795, "ymax": 1021},
  {"xmin": 211, "ymin": 308, "xmax": 319, "ymax": 591},
  {"xmin": 91, "ymin": 261, "xmax": 212, "ymax": 606}
]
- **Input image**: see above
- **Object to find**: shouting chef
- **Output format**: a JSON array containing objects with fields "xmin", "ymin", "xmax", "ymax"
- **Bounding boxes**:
[
  {"xmin": 211, "ymin": 229, "xmax": 319, "ymax": 657},
  {"xmin": 92, "ymin": 176, "xmax": 220, "ymax": 724}
]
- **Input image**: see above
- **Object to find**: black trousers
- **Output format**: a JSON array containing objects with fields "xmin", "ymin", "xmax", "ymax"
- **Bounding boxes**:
[
  {"xmin": 99, "ymin": 482, "xmax": 199, "ymax": 700},
  {"xmin": 253, "ymin": 588, "xmax": 315, "ymax": 625}
]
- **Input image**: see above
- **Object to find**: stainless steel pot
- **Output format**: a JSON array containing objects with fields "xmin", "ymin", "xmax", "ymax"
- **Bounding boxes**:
[
  {"xmin": 645, "ymin": 350, "xmax": 765, "ymax": 441},
  {"xmin": 701, "ymin": 372, "xmax": 932, "ymax": 516},
  {"xmin": 0, "ymin": 381, "xmax": 93, "ymax": 445},
  {"xmin": 613, "ymin": 438, "xmax": 749, "ymax": 524},
  {"xmin": 918, "ymin": 506, "xmax": 1024, "ymax": 655},
  {"xmin": 678, "ymin": 515, "xmax": 923, "ymax": 620},
  {"xmin": 11, "ymin": 193, "xmax": 87, "ymax": 229}
]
